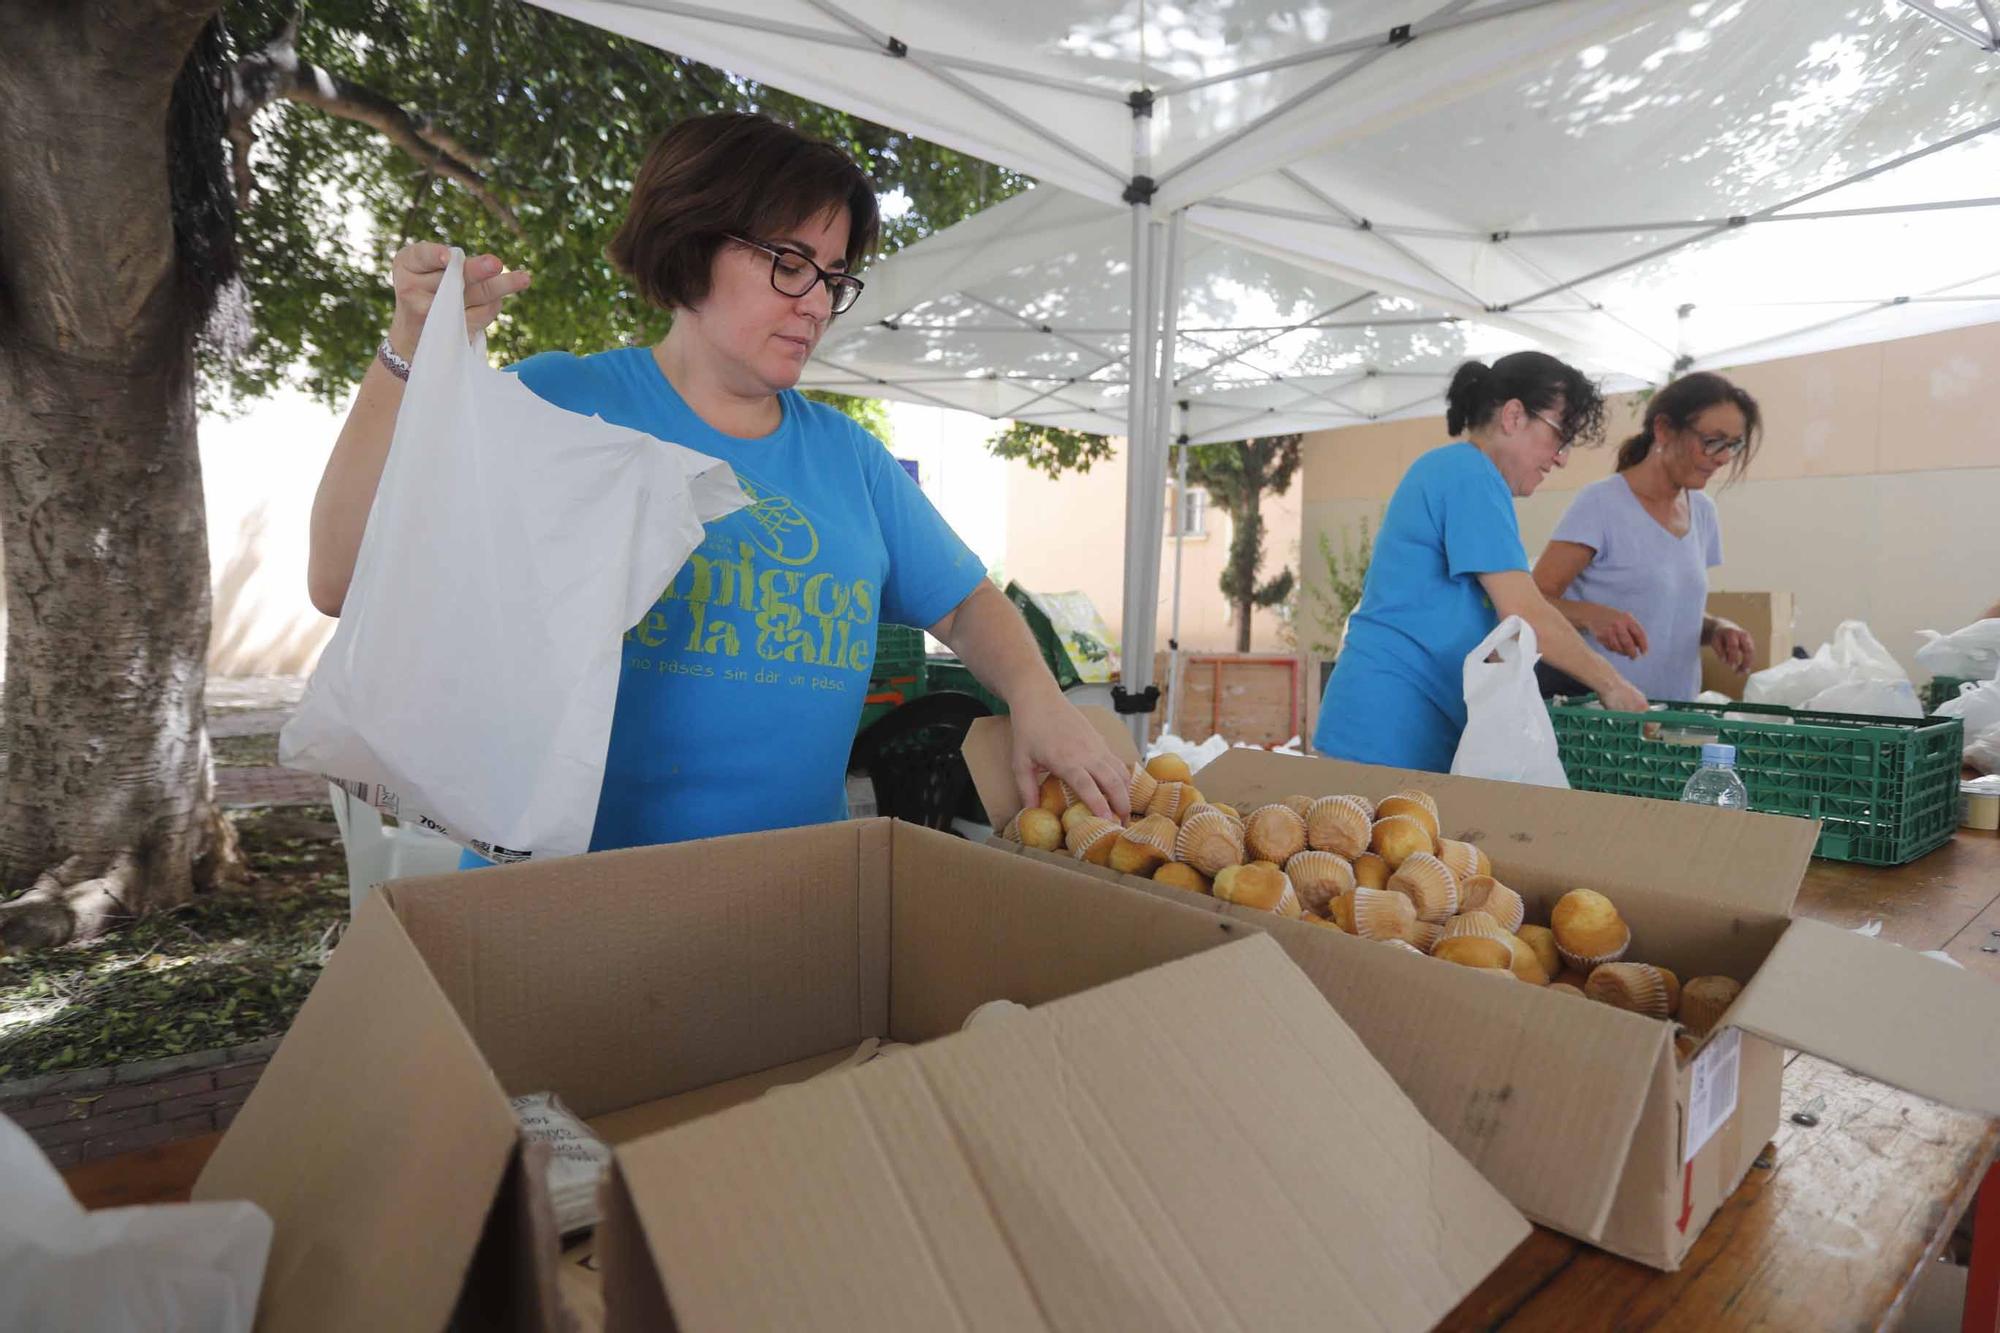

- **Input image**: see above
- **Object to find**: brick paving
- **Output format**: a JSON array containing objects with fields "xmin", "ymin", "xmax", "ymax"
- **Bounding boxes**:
[
  {"xmin": 216, "ymin": 764, "xmax": 328, "ymax": 807},
  {"xmin": 0, "ymin": 1037, "xmax": 279, "ymax": 1166}
]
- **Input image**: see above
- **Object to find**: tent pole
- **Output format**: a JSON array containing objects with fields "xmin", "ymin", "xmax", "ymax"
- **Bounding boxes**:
[
  {"xmin": 1155, "ymin": 212, "xmax": 1187, "ymax": 740},
  {"xmin": 1167, "ymin": 404, "xmax": 1190, "ymax": 742},
  {"xmin": 1118, "ymin": 90, "xmax": 1159, "ymax": 750}
]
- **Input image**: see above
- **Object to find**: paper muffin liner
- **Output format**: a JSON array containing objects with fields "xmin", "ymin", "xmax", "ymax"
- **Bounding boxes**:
[
  {"xmin": 1556, "ymin": 923, "xmax": 1632, "ymax": 973},
  {"xmin": 1585, "ymin": 962, "xmax": 1672, "ymax": 1018}
]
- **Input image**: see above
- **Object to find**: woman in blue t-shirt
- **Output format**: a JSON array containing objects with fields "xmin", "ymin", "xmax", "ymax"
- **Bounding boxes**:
[
  {"xmin": 1531, "ymin": 373, "xmax": 1763, "ymax": 702},
  {"xmin": 307, "ymin": 113, "xmax": 1133, "ymax": 854},
  {"xmin": 1312, "ymin": 352, "xmax": 1648, "ymax": 772}
]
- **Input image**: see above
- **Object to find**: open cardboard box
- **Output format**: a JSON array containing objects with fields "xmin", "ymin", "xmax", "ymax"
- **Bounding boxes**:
[
  {"xmin": 192, "ymin": 819, "xmax": 1528, "ymax": 1332},
  {"xmin": 1701, "ymin": 591, "xmax": 1793, "ymax": 699},
  {"xmin": 965, "ymin": 708, "xmax": 2000, "ymax": 1270}
]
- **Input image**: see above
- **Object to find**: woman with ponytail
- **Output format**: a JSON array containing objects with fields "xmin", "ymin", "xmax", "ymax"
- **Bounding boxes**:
[
  {"xmin": 1532, "ymin": 372, "xmax": 1761, "ymax": 701},
  {"xmin": 1312, "ymin": 351, "xmax": 1647, "ymax": 772}
]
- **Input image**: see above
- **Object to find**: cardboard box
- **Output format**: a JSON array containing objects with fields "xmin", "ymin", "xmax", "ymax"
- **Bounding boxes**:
[
  {"xmin": 965, "ymin": 709, "xmax": 2000, "ymax": 1270},
  {"xmin": 1701, "ymin": 591, "xmax": 1794, "ymax": 699},
  {"xmin": 192, "ymin": 819, "xmax": 1528, "ymax": 1332}
]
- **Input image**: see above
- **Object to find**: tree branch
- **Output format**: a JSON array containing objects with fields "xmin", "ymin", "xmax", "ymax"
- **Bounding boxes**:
[{"xmin": 226, "ymin": 25, "xmax": 520, "ymax": 234}]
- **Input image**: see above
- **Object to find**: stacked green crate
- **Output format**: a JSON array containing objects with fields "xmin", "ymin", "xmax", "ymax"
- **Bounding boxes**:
[
  {"xmin": 927, "ymin": 659, "xmax": 1006, "ymax": 715},
  {"xmin": 1925, "ymin": 676, "xmax": 1976, "ymax": 713},
  {"xmin": 858, "ymin": 624, "xmax": 928, "ymax": 732},
  {"xmin": 1548, "ymin": 698, "xmax": 1963, "ymax": 866}
]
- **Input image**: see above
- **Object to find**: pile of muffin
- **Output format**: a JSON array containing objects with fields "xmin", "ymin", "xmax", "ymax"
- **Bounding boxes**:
[{"xmin": 1000, "ymin": 754, "xmax": 1742, "ymax": 1057}]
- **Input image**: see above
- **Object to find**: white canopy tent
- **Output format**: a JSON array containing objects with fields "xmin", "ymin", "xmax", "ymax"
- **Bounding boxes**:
[
  {"xmin": 805, "ymin": 185, "xmax": 1559, "ymax": 443},
  {"xmin": 530, "ymin": 0, "xmax": 2000, "ymax": 741}
]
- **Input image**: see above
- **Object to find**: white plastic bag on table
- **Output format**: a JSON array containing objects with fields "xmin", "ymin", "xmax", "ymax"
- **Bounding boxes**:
[
  {"xmin": 1916, "ymin": 618, "xmax": 2000, "ymax": 681},
  {"xmin": 1746, "ymin": 619, "xmax": 1911, "ymax": 709},
  {"xmin": 1937, "ymin": 678, "xmax": 2000, "ymax": 735},
  {"xmin": 1452, "ymin": 616, "xmax": 1570, "ymax": 788},
  {"xmin": 1968, "ymin": 723, "xmax": 2000, "ymax": 776},
  {"xmin": 0, "ymin": 1113, "xmax": 272, "ymax": 1332},
  {"xmin": 1828, "ymin": 619, "xmax": 1908, "ymax": 681},
  {"xmin": 282, "ymin": 250, "xmax": 746, "ymax": 861},
  {"xmin": 1803, "ymin": 678, "xmax": 1923, "ymax": 718},
  {"xmin": 1743, "ymin": 647, "xmax": 1845, "ymax": 708}
]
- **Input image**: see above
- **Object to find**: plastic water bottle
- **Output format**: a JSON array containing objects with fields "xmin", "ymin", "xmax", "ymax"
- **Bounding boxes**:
[{"xmin": 1681, "ymin": 743, "xmax": 1749, "ymax": 810}]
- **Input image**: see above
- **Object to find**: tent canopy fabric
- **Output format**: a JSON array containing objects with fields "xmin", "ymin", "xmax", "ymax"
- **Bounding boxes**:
[
  {"xmin": 529, "ymin": 0, "xmax": 2000, "ymax": 731},
  {"xmin": 807, "ymin": 185, "xmax": 1546, "ymax": 445},
  {"xmin": 800, "ymin": 1, "xmax": 2000, "ymax": 439}
]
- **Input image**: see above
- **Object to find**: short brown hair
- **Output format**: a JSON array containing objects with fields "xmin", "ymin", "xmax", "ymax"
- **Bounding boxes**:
[{"xmin": 608, "ymin": 113, "xmax": 880, "ymax": 313}]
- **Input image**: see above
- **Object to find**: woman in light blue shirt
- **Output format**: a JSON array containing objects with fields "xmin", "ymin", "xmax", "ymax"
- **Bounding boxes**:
[
  {"xmin": 1313, "ymin": 353, "xmax": 1647, "ymax": 772},
  {"xmin": 1533, "ymin": 373, "xmax": 1763, "ymax": 703}
]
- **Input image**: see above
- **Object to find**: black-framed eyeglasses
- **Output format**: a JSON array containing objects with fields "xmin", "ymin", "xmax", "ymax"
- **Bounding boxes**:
[
  {"xmin": 728, "ymin": 235, "xmax": 864, "ymax": 315},
  {"xmin": 1531, "ymin": 409, "xmax": 1574, "ymax": 461},
  {"xmin": 1697, "ymin": 433, "xmax": 1747, "ymax": 459}
]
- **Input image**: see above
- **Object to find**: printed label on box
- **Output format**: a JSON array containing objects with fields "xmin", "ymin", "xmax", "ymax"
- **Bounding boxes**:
[{"xmin": 1685, "ymin": 1027, "xmax": 1742, "ymax": 1165}]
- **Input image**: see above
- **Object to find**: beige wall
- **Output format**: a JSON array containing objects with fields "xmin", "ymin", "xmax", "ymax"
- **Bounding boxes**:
[
  {"xmin": 1002, "ymin": 445, "xmax": 1303, "ymax": 657},
  {"xmin": 1297, "ymin": 322, "xmax": 2000, "ymax": 681}
]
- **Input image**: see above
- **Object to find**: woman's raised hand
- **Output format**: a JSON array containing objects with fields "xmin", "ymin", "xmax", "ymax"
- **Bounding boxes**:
[{"xmin": 386, "ymin": 242, "xmax": 532, "ymax": 359}]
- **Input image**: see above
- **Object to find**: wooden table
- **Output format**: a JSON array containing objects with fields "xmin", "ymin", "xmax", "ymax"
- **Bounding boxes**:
[{"xmin": 63, "ymin": 830, "xmax": 2000, "ymax": 1330}]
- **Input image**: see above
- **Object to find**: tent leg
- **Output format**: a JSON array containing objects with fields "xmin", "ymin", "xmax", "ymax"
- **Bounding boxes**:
[
  {"xmin": 1119, "ymin": 198, "xmax": 1157, "ymax": 751},
  {"xmin": 1167, "ymin": 407, "xmax": 1190, "ymax": 741}
]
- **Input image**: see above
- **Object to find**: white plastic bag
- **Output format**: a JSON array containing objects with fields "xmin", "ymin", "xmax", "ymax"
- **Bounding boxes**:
[
  {"xmin": 282, "ymin": 251, "xmax": 746, "ymax": 861},
  {"xmin": 1743, "ymin": 648, "xmax": 1845, "ymax": 708},
  {"xmin": 1803, "ymin": 678, "xmax": 1923, "ymax": 718},
  {"xmin": 1968, "ymin": 723, "xmax": 2000, "ymax": 776},
  {"xmin": 1916, "ymin": 618, "xmax": 2000, "ymax": 681},
  {"xmin": 0, "ymin": 1114, "xmax": 272, "ymax": 1332},
  {"xmin": 1829, "ymin": 620, "xmax": 1908, "ymax": 682},
  {"xmin": 1452, "ymin": 616, "xmax": 1570, "ymax": 788},
  {"xmin": 1937, "ymin": 678, "xmax": 2000, "ymax": 736},
  {"xmin": 1746, "ymin": 619, "xmax": 1912, "ymax": 710}
]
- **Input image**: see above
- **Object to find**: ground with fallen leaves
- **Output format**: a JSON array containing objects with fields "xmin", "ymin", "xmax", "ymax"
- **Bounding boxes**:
[{"xmin": 0, "ymin": 805, "xmax": 347, "ymax": 1079}]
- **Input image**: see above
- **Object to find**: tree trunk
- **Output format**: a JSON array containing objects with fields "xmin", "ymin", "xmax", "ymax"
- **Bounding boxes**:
[
  {"xmin": 1232, "ymin": 497, "xmax": 1260, "ymax": 653},
  {"xmin": 0, "ymin": 0, "xmax": 242, "ymax": 949}
]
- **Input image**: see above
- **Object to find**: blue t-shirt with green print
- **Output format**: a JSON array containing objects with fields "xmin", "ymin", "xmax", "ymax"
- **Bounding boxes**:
[
  {"xmin": 1313, "ymin": 442, "xmax": 1529, "ymax": 772},
  {"xmin": 464, "ymin": 346, "xmax": 983, "ymax": 863}
]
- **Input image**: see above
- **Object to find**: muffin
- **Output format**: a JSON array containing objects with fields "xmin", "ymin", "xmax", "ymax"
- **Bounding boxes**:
[
  {"xmin": 1306, "ymin": 796, "xmax": 1372, "ymax": 859},
  {"xmin": 1213, "ymin": 863, "xmax": 1302, "ymax": 918},
  {"xmin": 1551, "ymin": 889, "xmax": 1631, "ymax": 969},
  {"xmin": 1067, "ymin": 817, "xmax": 1121, "ymax": 867},
  {"xmin": 1389, "ymin": 853, "xmax": 1460, "ymax": 924},
  {"xmin": 1152, "ymin": 862, "xmax": 1212, "ymax": 895},
  {"xmin": 1018, "ymin": 807, "xmax": 1063, "ymax": 852},
  {"xmin": 1351, "ymin": 886, "xmax": 1420, "ymax": 945},
  {"xmin": 1108, "ymin": 815, "xmax": 1177, "ymax": 876},
  {"xmin": 1376, "ymin": 792, "xmax": 1441, "ymax": 843},
  {"xmin": 1351, "ymin": 852, "xmax": 1392, "ymax": 891},
  {"xmin": 1370, "ymin": 815, "xmax": 1434, "ymax": 870},
  {"xmin": 1585, "ymin": 963, "xmax": 1676, "ymax": 1019},
  {"xmin": 1435, "ymin": 936, "xmax": 1513, "ymax": 970},
  {"xmin": 1245, "ymin": 805, "xmax": 1308, "ymax": 864},
  {"xmin": 1174, "ymin": 810, "xmax": 1247, "ymax": 878},
  {"xmin": 1285, "ymin": 851, "xmax": 1356, "ymax": 915},
  {"xmin": 1679, "ymin": 976, "xmax": 1743, "ymax": 1038},
  {"xmin": 1514, "ymin": 925, "xmax": 1561, "ymax": 981},
  {"xmin": 1458, "ymin": 876, "xmax": 1525, "ymax": 934}
]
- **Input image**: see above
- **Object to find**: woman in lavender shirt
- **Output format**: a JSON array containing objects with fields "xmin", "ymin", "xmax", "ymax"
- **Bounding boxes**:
[{"xmin": 1532, "ymin": 373, "xmax": 1763, "ymax": 702}]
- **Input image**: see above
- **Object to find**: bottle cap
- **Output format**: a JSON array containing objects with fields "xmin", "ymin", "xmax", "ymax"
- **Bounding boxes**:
[{"xmin": 1700, "ymin": 743, "xmax": 1736, "ymax": 767}]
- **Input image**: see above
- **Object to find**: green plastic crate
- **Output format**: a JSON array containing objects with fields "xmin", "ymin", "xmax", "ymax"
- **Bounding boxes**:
[
  {"xmin": 1548, "ymin": 698, "xmax": 1964, "ymax": 866},
  {"xmin": 871, "ymin": 623, "xmax": 927, "ymax": 686},
  {"xmin": 1925, "ymin": 675, "xmax": 1977, "ymax": 713},
  {"xmin": 858, "ymin": 624, "xmax": 929, "ymax": 733},
  {"xmin": 927, "ymin": 658, "xmax": 1006, "ymax": 715}
]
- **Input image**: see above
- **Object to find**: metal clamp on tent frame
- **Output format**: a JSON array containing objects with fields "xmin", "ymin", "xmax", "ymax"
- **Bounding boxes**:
[{"xmin": 1111, "ymin": 683, "xmax": 1163, "ymax": 716}]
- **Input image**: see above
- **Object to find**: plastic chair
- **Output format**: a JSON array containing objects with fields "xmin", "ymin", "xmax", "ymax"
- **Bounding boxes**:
[
  {"xmin": 327, "ymin": 782, "xmax": 468, "ymax": 915},
  {"xmin": 848, "ymin": 691, "xmax": 993, "ymax": 833}
]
